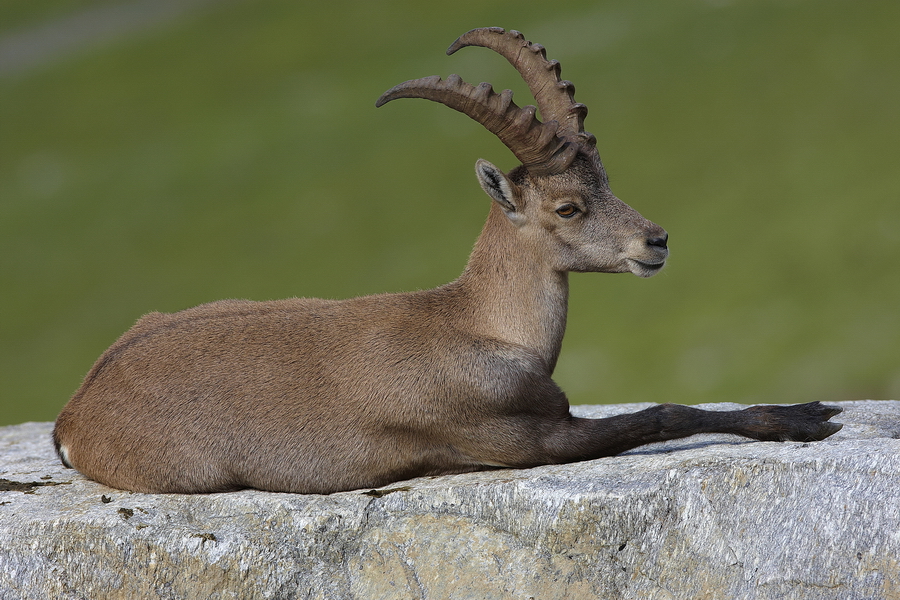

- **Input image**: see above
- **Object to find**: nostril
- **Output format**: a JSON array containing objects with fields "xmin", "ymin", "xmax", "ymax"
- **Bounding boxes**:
[{"xmin": 647, "ymin": 233, "xmax": 669, "ymax": 249}]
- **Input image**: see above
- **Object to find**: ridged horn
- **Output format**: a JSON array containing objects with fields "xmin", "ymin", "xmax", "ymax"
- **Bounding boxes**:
[
  {"xmin": 447, "ymin": 27, "xmax": 593, "ymax": 144},
  {"xmin": 376, "ymin": 74, "xmax": 578, "ymax": 174},
  {"xmin": 376, "ymin": 28, "xmax": 595, "ymax": 175}
]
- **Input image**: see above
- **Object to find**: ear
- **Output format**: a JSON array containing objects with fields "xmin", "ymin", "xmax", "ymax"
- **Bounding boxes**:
[{"xmin": 475, "ymin": 159, "xmax": 525, "ymax": 225}]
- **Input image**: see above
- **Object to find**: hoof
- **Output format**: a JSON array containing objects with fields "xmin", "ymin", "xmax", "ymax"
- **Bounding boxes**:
[{"xmin": 745, "ymin": 401, "xmax": 844, "ymax": 442}]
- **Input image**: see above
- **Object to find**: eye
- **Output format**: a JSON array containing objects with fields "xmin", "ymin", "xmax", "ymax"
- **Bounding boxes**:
[{"xmin": 555, "ymin": 204, "xmax": 579, "ymax": 218}]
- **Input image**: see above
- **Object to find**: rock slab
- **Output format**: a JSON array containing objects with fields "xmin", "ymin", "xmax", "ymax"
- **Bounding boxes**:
[{"xmin": 1, "ymin": 401, "xmax": 899, "ymax": 599}]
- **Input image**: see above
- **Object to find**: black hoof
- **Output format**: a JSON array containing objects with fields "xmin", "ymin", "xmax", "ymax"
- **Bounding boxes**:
[{"xmin": 745, "ymin": 401, "xmax": 844, "ymax": 442}]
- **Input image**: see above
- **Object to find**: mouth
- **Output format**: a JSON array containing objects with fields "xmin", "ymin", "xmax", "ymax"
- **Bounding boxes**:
[{"xmin": 627, "ymin": 258, "xmax": 666, "ymax": 278}]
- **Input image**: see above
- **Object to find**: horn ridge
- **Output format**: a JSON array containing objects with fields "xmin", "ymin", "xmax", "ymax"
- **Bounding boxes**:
[
  {"xmin": 375, "ymin": 74, "xmax": 571, "ymax": 172},
  {"xmin": 447, "ymin": 27, "xmax": 591, "ymax": 141},
  {"xmin": 377, "ymin": 28, "xmax": 596, "ymax": 175}
]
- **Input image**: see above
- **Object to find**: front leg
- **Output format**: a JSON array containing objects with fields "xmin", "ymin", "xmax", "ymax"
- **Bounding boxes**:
[{"xmin": 541, "ymin": 401, "xmax": 843, "ymax": 462}]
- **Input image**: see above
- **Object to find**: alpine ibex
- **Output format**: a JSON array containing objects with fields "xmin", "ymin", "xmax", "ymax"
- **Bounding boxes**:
[{"xmin": 53, "ymin": 28, "xmax": 843, "ymax": 494}]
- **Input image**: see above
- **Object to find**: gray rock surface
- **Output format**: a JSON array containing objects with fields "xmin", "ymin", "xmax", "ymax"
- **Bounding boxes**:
[{"xmin": 1, "ymin": 400, "xmax": 899, "ymax": 599}]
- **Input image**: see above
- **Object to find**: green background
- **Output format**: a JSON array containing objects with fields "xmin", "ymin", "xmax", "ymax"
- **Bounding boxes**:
[{"xmin": 2, "ymin": 0, "xmax": 898, "ymax": 426}]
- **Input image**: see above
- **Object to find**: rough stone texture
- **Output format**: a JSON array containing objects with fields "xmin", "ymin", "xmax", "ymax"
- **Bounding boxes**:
[{"xmin": 1, "ymin": 400, "xmax": 899, "ymax": 599}]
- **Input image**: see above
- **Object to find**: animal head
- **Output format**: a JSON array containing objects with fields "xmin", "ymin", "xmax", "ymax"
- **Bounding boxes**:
[{"xmin": 377, "ymin": 27, "xmax": 668, "ymax": 277}]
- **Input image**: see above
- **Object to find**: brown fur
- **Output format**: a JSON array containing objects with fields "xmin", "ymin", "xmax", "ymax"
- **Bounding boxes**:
[{"xmin": 53, "ymin": 32, "xmax": 842, "ymax": 494}]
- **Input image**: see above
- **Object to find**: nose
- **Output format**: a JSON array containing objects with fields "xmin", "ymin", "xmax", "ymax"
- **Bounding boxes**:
[{"xmin": 647, "ymin": 232, "xmax": 668, "ymax": 249}]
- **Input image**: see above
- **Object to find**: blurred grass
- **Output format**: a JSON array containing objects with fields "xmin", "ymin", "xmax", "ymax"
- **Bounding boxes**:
[{"xmin": 1, "ymin": 0, "xmax": 898, "ymax": 426}]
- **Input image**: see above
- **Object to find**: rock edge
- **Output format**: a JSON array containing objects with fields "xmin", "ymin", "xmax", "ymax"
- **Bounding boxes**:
[{"xmin": 1, "ymin": 400, "xmax": 899, "ymax": 599}]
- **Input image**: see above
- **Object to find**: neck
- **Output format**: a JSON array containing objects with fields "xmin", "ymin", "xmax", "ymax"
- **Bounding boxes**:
[{"xmin": 452, "ymin": 204, "xmax": 569, "ymax": 372}]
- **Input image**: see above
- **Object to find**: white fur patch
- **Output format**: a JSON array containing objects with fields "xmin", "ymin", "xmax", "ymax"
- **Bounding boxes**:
[{"xmin": 58, "ymin": 444, "xmax": 73, "ymax": 468}]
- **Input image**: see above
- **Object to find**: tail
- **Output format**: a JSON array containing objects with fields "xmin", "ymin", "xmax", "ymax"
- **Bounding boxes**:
[{"xmin": 52, "ymin": 424, "xmax": 73, "ymax": 469}]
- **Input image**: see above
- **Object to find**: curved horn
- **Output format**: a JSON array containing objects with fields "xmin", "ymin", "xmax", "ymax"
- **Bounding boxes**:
[
  {"xmin": 447, "ymin": 27, "xmax": 594, "ymax": 145},
  {"xmin": 376, "ymin": 74, "xmax": 578, "ymax": 175},
  {"xmin": 376, "ymin": 28, "xmax": 594, "ymax": 175}
]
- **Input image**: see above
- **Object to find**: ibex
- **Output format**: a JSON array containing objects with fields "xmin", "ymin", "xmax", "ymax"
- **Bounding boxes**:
[{"xmin": 54, "ymin": 28, "xmax": 842, "ymax": 494}]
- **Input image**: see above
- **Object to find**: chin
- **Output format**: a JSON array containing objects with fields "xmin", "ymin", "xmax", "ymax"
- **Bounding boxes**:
[{"xmin": 626, "ymin": 259, "xmax": 666, "ymax": 278}]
